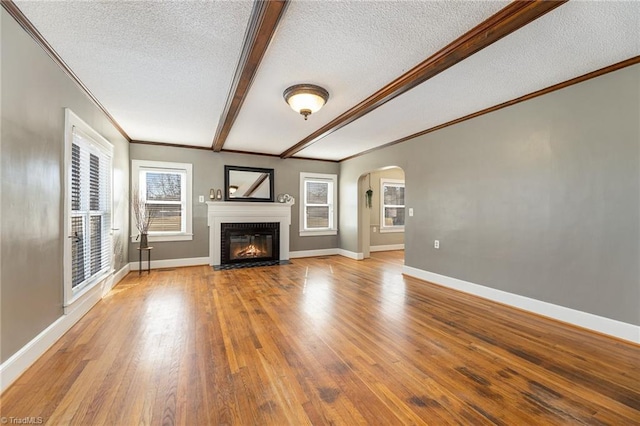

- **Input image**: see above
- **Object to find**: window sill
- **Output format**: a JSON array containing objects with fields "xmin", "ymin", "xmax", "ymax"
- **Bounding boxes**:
[
  {"xmin": 299, "ymin": 230, "xmax": 338, "ymax": 237},
  {"xmin": 130, "ymin": 233, "xmax": 193, "ymax": 243},
  {"xmin": 379, "ymin": 228, "xmax": 404, "ymax": 234}
]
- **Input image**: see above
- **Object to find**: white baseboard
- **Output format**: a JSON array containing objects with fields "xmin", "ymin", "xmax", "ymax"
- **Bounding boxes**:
[
  {"xmin": 129, "ymin": 256, "xmax": 209, "ymax": 271},
  {"xmin": 103, "ymin": 264, "xmax": 130, "ymax": 296},
  {"xmin": 291, "ymin": 248, "xmax": 404, "ymax": 260},
  {"xmin": 289, "ymin": 248, "xmax": 339, "ymax": 258},
  {"xmin": 289, "ymin": 248, "xmax": 364, "ymax": 261},
  {"xmin": 402, "ymin": 266, "xmax": 640, "ymax": 344},
  {"xmin": 338, "ymin": 249, "xmax": 364, "ymax": 260},
  {"xmin": 0, "ymin": 265, "xmax": 131, "ymax": 393},
  {"xmin": 370, "ymin": 244, "xmax": 405, "ymax": 252}
]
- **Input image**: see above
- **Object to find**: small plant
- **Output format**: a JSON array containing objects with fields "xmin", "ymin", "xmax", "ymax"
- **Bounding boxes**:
[
  {"xmin": 365, "ymin": 188, "xmax": 373, "ymax": 208},
  {"xmin": 131, "ymin": 186, "xmax": 155, "ymax": 244},
  {"xmin": 365, "ymin": 173, "xmax": 373, "ymax": 208}
]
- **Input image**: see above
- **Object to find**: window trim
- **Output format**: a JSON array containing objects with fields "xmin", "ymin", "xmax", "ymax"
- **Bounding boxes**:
[
  {"xmin": 131, "ymin": 160, "xmax": 193, "ymax": 242},
  {"xmin": 380, "ymin": 178, "xmax": 405, "ymax": 233},
  {"xmin": 299, "ymin": 172, "xmax": 338, "ymax": 237},
  {"xmin": 63, "ymin": 109, "xmax": 113, "ymax": 309}
]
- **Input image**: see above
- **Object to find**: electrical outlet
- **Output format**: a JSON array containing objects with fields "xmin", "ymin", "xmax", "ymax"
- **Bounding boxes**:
[
  {"xmin": 434, "ymin": 240, "xmax": 440, "ymax": 249},
  {"xmin": 198, "ymin": 195, "xmax": 204, "ymax": 203}
]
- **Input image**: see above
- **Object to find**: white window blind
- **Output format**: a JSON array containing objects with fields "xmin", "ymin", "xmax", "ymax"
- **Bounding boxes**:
[
  {"xmin": 141, "ymin": 169, "xmax": 186, "ymax": 233},
  {"xmin": 305, "ymin": 180, "xmax": 332, "ymax": 229},
  {"xmin": 131, "ymin": 160, "xmax": 193, "ymax": 242},
  {"xmin": 299, "ymin": 172, "xmax": 338, "ymax": 236},
  {"xmin": 69, "ymin": 126, "xmax": 112, "ymax": 295}
]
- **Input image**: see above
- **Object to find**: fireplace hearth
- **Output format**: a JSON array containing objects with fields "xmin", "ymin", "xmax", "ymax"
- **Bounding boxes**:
[{"xmin": 218, "ymin": 222, "xmax": 282, "ymax": 270}]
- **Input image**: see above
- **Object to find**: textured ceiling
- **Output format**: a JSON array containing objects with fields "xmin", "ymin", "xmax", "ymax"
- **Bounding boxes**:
[
  {"xmin": 10, "ymin": 1, "xmax": 640, "ymax": 160},
  {"xmin": 223, "ymin": 0, "xmax": 508, "ymax": 155},
  {"xmin": 14, "ymin": 0, "xmax": 253, "ymax": 147},
  {"xmin": 297, "ymin": 0, "xmax": 640, "ymax": 160}
]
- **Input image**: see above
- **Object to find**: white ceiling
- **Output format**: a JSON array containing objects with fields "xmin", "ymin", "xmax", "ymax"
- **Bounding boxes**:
[
  {"xmin": 12, "ymin": 1, "xmax": 640, "ymax": 161},
  {"xmin": 14, "ymin": 0, "xmax": 253, "ymax": 147},
  {"xmin": 299, "ymin": 0, "xmax": 640, "ymax": 160},
  {"xmin": 223, "ymin": 0, "xmax": 508, "ymax": 155}
]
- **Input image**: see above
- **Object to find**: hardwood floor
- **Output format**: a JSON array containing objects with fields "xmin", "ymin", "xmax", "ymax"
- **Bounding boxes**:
[{"xmin": 1, "ymin": 251, "xmax": 639, "ymax": 425}]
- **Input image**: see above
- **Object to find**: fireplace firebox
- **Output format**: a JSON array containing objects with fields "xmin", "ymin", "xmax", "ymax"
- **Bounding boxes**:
[{"xmin": 219, "ymin": 222, "xmax": 280, "ymax": 269}]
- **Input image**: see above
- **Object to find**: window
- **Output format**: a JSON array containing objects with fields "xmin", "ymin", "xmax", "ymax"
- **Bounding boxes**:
[
  {"xmin": 131, "ymin": 160, "xmax": 193, "ymax": 242},
  {"xmin": 380, "ymin": 178, "xmax": 405, "ymax": 233},
  {"xmin": 299, "ymin": 172, "xmax": 338, "ymax": 236},
  {"xmin": 64, "ymin": 109, "xmax": 113, "ymax": 306}
]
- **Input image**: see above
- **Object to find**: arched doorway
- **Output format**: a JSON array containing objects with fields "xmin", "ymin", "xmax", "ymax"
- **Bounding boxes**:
[{"xmin": 358, "ymin": 166, "xmax": 406, "ymax": 260}]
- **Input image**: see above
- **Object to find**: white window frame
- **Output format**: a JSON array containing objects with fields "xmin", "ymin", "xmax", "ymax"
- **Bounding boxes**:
[
  {"xmin": 299, "ymin": 172, "xmax": 338, "ymax": 236},
  {"xmin": 380, "ymin": 178, "xmax": 405, "ymax": 233},
  {"xmin": 63, "ymin": 109, "xmax": 113, "ymax": 310},
  {"xmin": 131, "ymin": 160, "xmax": 193, "ymax": 242}
]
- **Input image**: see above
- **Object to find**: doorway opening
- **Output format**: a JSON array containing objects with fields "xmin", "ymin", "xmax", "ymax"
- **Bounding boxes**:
[{"xmin": 358, "ymin": 166, "xmax": 405, "ymax": 262}]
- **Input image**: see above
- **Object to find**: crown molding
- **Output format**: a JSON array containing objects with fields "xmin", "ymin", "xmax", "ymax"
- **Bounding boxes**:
[
  {"xmin": 130, "ymin": 141, "xmax": 339, "ymax": 163},
  {"xmin": 130, "ymin": 140, "xmax": 212, "ymax": 151},
  {"xmin": 340, "ymin": 56, "xmax": 640, "ymax": 162},
  {"xmin": 222, "ymin": 149, "xmax": 338, "ymax": 163}
]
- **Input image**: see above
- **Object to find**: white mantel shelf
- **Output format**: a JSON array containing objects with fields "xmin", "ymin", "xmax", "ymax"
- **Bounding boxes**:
[{"xmin": 207, "ymin": 201, "xmax": 294, "ymax": 266}]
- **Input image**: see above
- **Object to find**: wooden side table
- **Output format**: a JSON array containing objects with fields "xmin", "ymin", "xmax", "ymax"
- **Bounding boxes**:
[{"xmin": 137, "ymin": 246, "xmax": 153, "ymax": 275}]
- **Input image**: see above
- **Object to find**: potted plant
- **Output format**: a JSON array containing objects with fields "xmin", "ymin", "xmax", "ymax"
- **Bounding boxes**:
[
  {"xmin": 365, "ymin": 173, "xmax": 373, "ymax": 208},
  {"xmin": 132, "ymin": 186, "xmax": 155, "ymax": 248},
  {"xmin": 365, "ymin": 188, "xmax": 373, "ymax": 208}
]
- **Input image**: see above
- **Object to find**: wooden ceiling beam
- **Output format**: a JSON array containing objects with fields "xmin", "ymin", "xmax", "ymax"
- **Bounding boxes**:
[
  {"xmin": 280, "ymin": 0, "xmax": 567, "ymax": 159},
  {"xmin": 211, "ymin": 0, "xmax": 288, "ymax": 152}
]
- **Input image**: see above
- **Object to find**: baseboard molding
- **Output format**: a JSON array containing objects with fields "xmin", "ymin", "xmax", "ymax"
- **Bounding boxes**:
[
  {"xmin": 103, "ymin": 264, "xmax": 130, "ymax": 296},
  {"xmin": 338, "ymin": 249, "xmax": 364, "ymax": 260},
  {"xmin": 290, "ymin": 249, "xmax": 368, "ymax": 260},
  {"xmin": 0, "ymin": 265, "xmax": 131, "ymax": 393},
  {"xmin": 289, "ymin": 248, "xmax": 339, "ymax": 258},
  {"xmin": 291, "ymin": 248, "xmax": 403, "ymax": 259},
  {"xmin": 129, "ymin": 256, "xmax": 209, "ymax": 271},
  {"xmin": 402, "ymin": 266, "xmax": 640, "ymax": 344},
  {"xmin": 370, "ymin": 244, "xmax": 405, "ymax": 252}
]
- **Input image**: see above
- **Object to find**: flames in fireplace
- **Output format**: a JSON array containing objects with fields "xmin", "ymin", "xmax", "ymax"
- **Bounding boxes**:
[
  {"xmin": 221, "ymin": 223, "xmax": 279, "ymax": 267},
  {"xmin": 230, "ymin": 234, "xmax": 272, "ymax": 260},
  {"xmin": 234, "ymin": 243, "xmax": 264, "ymax": 258}
]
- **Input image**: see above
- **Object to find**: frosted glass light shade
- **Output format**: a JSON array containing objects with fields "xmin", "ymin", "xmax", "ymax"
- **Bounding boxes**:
[{"xmin": 283, "ymin": 84, "xmax": 329, "ymax": 120}]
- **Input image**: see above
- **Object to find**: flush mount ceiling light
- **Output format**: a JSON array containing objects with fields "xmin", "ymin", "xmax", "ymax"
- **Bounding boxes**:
[{"xmin": 283, "ymin": 84, "xmax": 329, "ymax": 120}]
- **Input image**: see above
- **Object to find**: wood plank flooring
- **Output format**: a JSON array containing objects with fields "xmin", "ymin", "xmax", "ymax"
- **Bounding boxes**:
[{"xmin": 1, "ymin": 251, "xmax": 639, "ymax": 425}]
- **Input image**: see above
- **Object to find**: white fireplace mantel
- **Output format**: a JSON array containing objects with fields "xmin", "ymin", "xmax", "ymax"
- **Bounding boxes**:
[{"xmin": 207, "ymin": 201, "xmax": 294, "ymax": 266}]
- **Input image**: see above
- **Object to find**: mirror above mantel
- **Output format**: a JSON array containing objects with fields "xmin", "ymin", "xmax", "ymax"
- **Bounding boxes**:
[{"xmin": 224, "ymin": 165, "xmax": 274, "ymax": 202}]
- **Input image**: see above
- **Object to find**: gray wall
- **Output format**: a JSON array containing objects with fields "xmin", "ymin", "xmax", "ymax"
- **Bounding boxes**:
[
  {"xmin": 128, "ymin": 144, "xmax": 340, "ymax": 261},
  {"xmin": 1, "ymin": 9, "xmax": 130, "ymax": 363},
  {"xmin": 340, "ymin": 64, "xmax": 640, "ymax": 325}
]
